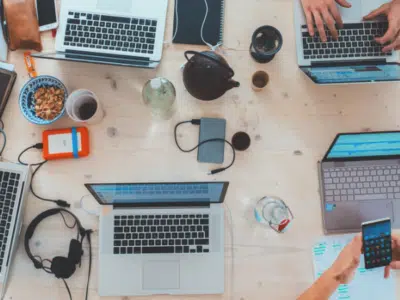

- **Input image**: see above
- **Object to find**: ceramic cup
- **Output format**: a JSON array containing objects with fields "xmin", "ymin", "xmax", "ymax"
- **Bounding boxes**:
[
  {"xmin": 252, "ymin": 71, "xmax": 269, "ymax": 91},
  {"xmin": 66, "ymin": 89, "xmax": 104, "ymax": 124}
]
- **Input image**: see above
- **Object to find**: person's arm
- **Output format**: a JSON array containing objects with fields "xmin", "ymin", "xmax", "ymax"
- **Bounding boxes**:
[
  {"xmin": 364, "ymin": 0, "xmax": 400, "ymax": 52},
  {"xmin": 384, "ymin": 234, "xmax": 400, "ymax": 278},
  {"xmin": 298, "ymin": 235, "xmax": 362, "ymax": 300},
  {"xmin": 298, "ymin": 269, "xmax": 340, "ymax": 300},
  {"xmin": 300, "ymin": 0, "xmax": 351, "ymax": 41}
]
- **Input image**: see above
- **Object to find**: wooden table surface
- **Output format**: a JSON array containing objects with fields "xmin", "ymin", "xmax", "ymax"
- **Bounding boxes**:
[{"xmin": 3, "ymin": 0, "xmax": 400, "ymax": 299}]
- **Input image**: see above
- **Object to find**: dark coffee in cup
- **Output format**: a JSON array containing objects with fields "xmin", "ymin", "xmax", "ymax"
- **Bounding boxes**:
[
  {"xmin": 78, "ymin": 100, "xmax": 98, "ymax": 121},
  {"xmin": 252, "ymin": 71, "xmax": 269, "ymax": 91}
]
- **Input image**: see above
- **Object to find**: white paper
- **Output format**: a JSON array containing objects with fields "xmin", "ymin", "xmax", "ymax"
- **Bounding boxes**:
[
  {"xmin": 0, "ymin": 62, "xmax": 14, "ymax": 72},
  {"xmin": 0, "ymin": 16, "xmax": 8, "ymax": 62},
  {"xmin": 312, "ymin": 234, "xmax": 396, "ymax": 300}
]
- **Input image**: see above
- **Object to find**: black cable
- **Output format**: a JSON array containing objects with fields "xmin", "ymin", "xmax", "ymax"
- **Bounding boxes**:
[
  {"xmin": 174, "ymin": 119, "xmax": 236, "ymax": 175},
  {"xmin": 85, "ymin": 230, "xmax": 93, "ymax": 300},
  {"xmin": 59, "ymin": 211, "xmax": 77, "ymax": 230},
  {"xmin": 0, "ymin": 128, "xmax": 6, "ymax": 157},
  {"xmin": 18, "ymin": 143, "xmax": 70, "ymax": 208},
  {"xmin": 62, "ymin": 279, "xmax": 72, "ymax": 300},
  {"xmin": 0, "ymin": 119, "xmax": 4, "ymax": 130}
]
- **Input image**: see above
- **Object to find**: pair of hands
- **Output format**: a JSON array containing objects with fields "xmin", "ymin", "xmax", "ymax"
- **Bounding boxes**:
[
  {"xmin": 301, "ymin": 0, "xmax": 400, "ymax": 52},
  {"xmin": 328, "ymin": 234, "xmax": 400, "ymax": 284}
]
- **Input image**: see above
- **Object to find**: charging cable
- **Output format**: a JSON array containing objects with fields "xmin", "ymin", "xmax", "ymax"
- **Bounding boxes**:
[
  {"xmin": 18, "ymin": 143, "xmax": 70, "ymax": 208},
  {"xmin": 80, "ymin": 194, "xmax": 100, "ymax": 216},
  {"xmin": 174, "ymin": 119, "xmax": 235, "ymax": 175},
  {"xmin": 166, "ymin": 0, "xmax": 223, "ymax": 51}
]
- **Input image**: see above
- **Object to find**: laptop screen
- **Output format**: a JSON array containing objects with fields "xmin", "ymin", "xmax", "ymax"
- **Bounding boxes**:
[
  {"xmin": 325, "ymin": 132, "xmax": 400, "ymax": 160},
  {"xmin": 85, "ymin": 182, "xmax": 229, "ymax": 205},
  {"xmin": 301, "ymin": 64, "xmax": 400, "ymax": 84}
]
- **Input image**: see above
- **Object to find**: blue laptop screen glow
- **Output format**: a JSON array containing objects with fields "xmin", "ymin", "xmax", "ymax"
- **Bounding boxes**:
[
  {"xmin": 302, "ymin": 64, "xmax": 400, "ymax": 84},
  {"xmin": 327, "ymin": 133, "xmax": 400, "ymax": 159},
  {"xmin": 89, "ymin": 183, "xmax": 226, "ymax": 204}
]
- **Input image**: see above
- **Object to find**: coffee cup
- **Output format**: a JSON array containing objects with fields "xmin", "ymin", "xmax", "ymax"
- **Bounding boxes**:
[
  {"xmin": 66, "ymin": 89, "xmax": 104, "ymax": 124},
  {"xmin": 252, "ymin": 71, "xmax": 269, "ymax": 91}
]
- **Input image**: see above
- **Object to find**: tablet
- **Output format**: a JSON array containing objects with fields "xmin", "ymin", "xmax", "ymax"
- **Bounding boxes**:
[{"xmin": 0, "ymin": 68, "xmax": 16, "ymax": 118}]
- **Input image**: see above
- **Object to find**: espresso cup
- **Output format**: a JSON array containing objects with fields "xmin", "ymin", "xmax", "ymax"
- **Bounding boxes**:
[
  {"xmin": 252, "ymin": 71, "xmax": 269, "ymax": 91},
  {"xmin": 66, "ymin": 89, "xmax": 104, "ymax": 124}
]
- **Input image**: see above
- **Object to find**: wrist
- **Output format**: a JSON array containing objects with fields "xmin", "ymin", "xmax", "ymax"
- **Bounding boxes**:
[{"xmin": 325, "ymin": 267, "xmax": 342, "ymax": 284}]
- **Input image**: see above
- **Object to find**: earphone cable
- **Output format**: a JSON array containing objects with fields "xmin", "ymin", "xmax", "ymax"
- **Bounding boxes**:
[
  {"xmin": 62, "ymin": 279, "xmax": 72, "ymax": 300},
  {"xmin": 174, "ymin": 120, "xmax": 236, "ymax": 175}
]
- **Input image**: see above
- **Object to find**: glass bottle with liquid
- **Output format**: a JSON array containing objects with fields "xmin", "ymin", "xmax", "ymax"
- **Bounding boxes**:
[{"xmin": 142, "ymin": 77, "xmax": 176, "ymax": 120}]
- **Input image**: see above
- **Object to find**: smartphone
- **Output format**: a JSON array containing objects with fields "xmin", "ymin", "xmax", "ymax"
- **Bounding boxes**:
[
  {"xmin": 36, "ymin": 0, "xmax": 58, "ymax": 32},
  {"xmin": 362, "ymin": 218, "xmax": 392, "ymax": 269},
  {"xmin": 197, "ymin": 118, "xmax": 226, "ymax": 164}
]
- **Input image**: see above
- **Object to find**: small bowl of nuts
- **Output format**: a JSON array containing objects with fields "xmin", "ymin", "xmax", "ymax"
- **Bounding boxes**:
[{"xmin": 19, "ymin": 76, "xmax": 68, "ymax": 125}]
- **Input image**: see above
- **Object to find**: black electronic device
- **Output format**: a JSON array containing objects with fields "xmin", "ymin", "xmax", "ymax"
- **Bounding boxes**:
[
  {"xmin": 35, "ymin": 0, "xmax": 58, "ymax": 32},
  {"xmin": 362, "ymin": 218, "xmax": 392, "ymax": 269},
  {"xmin": 24, "ymin": 208, "xmax": 93, "ymax": 300},
  {"xmin": 0, "ymin": 67, "xmax": 16, "ymax": 119}
]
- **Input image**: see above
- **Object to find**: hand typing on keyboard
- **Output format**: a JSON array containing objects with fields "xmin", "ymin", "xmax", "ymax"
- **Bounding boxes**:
[
  {"xmin": 364, "ymin": 0, "xmax": 400, "ymax": 52},
  {"xmin": 300, "ymin": 0, "xmax": 352, "ymax": 41}
]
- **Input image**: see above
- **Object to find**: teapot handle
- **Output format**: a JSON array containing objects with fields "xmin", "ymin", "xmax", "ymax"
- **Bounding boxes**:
[{"xmin": 184, "ymin": 51, "xmax": 235, "ymax": 77}]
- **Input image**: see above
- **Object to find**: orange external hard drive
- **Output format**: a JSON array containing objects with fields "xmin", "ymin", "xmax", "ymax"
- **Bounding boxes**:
[{"xmin": 42, "ymin": 127, "xmax": 90, "ymax": 160}]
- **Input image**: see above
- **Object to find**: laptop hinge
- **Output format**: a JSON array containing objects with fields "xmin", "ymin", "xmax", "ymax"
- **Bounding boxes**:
[
  {"xmin": 311, "ymin": 59, "xmax": 386, "ymax": 67},
  {"xmin": 112, "ymin": 202, "xmax": 211, "ymax": 209}
]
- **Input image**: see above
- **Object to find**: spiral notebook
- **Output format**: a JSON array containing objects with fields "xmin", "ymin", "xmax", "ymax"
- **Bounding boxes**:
[{"xmin": 172, "ymin": 0, "xmax": 225, "ymax": 46}]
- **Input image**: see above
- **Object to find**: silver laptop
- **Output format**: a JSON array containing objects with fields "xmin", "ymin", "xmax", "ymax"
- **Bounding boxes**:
[
  {"xmin": 293, "ymin": 0, "xmax": 400, "ymax": 84},
  {"xmin": 0, "ymin": 162, "xmax": 30, "ymax": 298},
  {"xmin": 85, "ymin": 182, "xmax": 228, "ymax": 296},
  {"xmin": 33, "ymin": 0, "xmax": 168, "ymax": 68},
  {"xmin": 319, "ymin": 131, "xmax": 400, "ymax": 234}
]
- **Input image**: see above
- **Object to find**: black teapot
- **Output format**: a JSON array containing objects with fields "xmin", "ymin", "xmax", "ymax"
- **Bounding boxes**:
[{"xmin": 183, "ymin": 51, "xmax": 240, "ymax": 101}]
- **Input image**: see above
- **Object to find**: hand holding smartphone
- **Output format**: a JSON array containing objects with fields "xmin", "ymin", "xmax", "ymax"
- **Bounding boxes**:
[
  {"xmin": 362, "ymin": 218, "xmax": 392, "ymax": 269},
  {"xmin": 36, "ymin": 0, "xmax": 58, "ymax": 32}
]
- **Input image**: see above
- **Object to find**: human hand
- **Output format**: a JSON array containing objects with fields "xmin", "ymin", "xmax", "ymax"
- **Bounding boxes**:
[
  {"xmin": 300, "ymin": 0, "xmax": 352, "ymax": 42},
  {"xmin": 364, "ymin": 0, "xmax": 400, "ymax": 52},
  {"xmin": 328, "ymin": 235, "xmax": 362, "ymax": 284},
  {"xmin": 384, "ymin": 234, "xmax": 400, "ymax": 278}
]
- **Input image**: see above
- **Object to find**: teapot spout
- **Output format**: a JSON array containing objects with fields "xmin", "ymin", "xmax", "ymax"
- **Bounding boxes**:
[{"xmin": 227, "ymin": 80, "xmax": 240, "ymax": 90}]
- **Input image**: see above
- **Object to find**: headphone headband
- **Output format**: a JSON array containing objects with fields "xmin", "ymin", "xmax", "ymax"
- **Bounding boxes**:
[{"xmin": 24, "ymin": 208, "xmax": 86, "ymax": 269}]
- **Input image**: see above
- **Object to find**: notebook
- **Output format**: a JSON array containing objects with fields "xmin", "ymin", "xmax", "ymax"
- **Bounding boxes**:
[
  {"xmin": 312, "ymin": 234, "xmax": 396, "ymax": 300},
  {"xmin": 173, "ymin": 0, "xmax": 225, "ymax": 46}
]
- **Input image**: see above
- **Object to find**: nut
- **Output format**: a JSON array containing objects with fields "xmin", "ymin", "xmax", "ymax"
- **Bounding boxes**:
[{"xmin": 34, "ymin": 86, "xmax": 65, "ymax": 120}]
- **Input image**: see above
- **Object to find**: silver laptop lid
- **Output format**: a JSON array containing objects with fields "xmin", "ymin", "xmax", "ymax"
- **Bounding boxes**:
[
  {"xmin": 85, "ymin": 182, "xmax": 229, "ymax": 206},
  {"xmin": 323, "ymin": 131, "xmax": 400, "ymax": 162}
]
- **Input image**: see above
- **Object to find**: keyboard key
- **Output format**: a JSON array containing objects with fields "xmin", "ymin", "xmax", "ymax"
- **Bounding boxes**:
[{"xmin": 142, "ymin": 247, "xmax": 174, "ymax": 254}]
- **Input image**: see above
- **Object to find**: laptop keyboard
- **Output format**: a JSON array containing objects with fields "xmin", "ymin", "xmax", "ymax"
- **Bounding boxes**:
[
  {"xmin": 113, "ymin": 214, "xmax": 210, "ymax": 255},
  {"xmin": 64, "ymin": 11, "xmax": 157, "ymax": 54},
  {"xmin": 0, "ymin": 171, "xmax": 20, "ymax": 273},
  {"xmin": 323, "ymin": 165, "xmax": 400, "ymax": 202},
  {"xmin": 302, "ymin": 22, "xmax": 393, "ymax": 60}
]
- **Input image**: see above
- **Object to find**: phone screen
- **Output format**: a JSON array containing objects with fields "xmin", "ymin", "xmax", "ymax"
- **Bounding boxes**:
[
  {"xmin": 37, "ymin": 0, "xmax": 57, "ymax": 26},
  {"xmin": 362, "ymin": 218, "xmax": 392, "ymax": 269}
]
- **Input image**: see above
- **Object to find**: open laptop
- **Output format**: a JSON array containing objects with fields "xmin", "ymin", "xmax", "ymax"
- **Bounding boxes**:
[
  {"xmin": 319, "ymin": 131, "xmax": 400, "ymax": 234},
  {"xmin": 0, "ymin": 162, "xmax": 30, "ymax": 298},
  {"xmin": 293, "ymin": 0, "xmax": 400, "ymax": 84},
  {"xmin": 85, "ymin": 182, "xmax": 228, "ymax": 296},
  {"xmin": 33, "ymin": 0, "xmax": 168, "ymax": 68}
]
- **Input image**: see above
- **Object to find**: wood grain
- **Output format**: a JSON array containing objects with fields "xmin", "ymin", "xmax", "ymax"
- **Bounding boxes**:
[{"xmin": 2, "ymin": 0, "xmax": 400, "ymax": 299}]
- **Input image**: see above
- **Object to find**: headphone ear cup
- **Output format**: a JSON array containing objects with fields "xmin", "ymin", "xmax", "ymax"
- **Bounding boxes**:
[
  {"xmin": 51, "ymin": 256, "xmax": 76, "ymax": 279},
  {"xmin": 68, "ymin": 239, "xmax": 83, "ymax": 265}
]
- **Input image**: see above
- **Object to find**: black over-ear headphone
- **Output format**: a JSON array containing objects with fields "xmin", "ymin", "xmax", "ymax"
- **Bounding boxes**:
[{"xmin": 24, "ymin": 208, "xmax": 93, "ymax": 300}]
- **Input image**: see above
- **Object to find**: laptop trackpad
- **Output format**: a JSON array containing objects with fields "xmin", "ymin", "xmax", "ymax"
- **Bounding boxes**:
[
  {"xmin": 326, "ymin": 201, "xmax": 393, "ymax": 230},
  {"xmin": 339, "ymin": 0, "xmax": 362, "ymax": 21},
  {"xmin": 143, "ymin": 261, "xmax": 180, "ymax": 290},
  {"xmin": 97, "ymin": 0, "xmax": 132, "ymax": 12}
]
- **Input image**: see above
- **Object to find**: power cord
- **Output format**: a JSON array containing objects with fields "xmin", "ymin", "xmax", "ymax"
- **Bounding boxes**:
[
  {"xmin": 174, "ymin": 119, "xmax": 236, "ymax": 175},
  {"xmin": 18, "ymin": 143, "xmax": 70, "ymax": 208}
]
